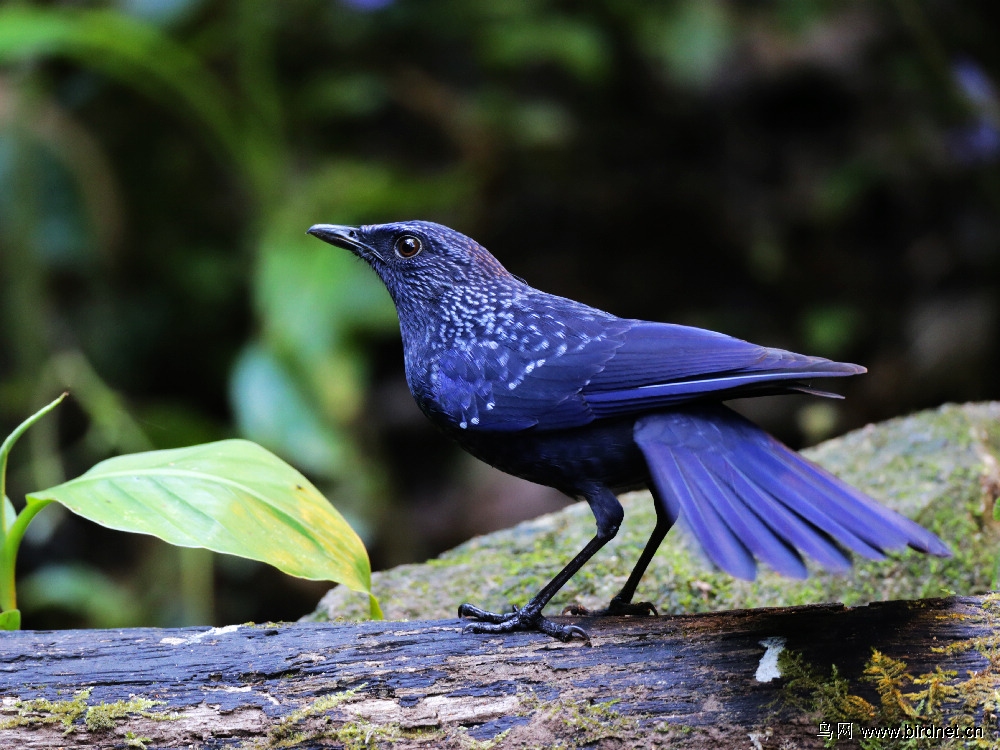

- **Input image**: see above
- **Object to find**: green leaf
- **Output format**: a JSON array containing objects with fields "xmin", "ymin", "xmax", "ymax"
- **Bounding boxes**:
[
  {"xmin": 0, "ymin": 609, "xmax": 20, "ymax": 630},
  {"xmin": 2, "ymin": 496, "xmax": 15, "ymax": 535},
  {"xmin": 27, "ymin": 440, "xmax": 378, "ymax": 613}
]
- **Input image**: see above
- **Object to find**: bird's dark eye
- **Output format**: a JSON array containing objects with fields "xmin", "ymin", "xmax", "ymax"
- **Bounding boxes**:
[{"xmin": 394, "ymin": 235, "xmax": 423, "ymax": 258}]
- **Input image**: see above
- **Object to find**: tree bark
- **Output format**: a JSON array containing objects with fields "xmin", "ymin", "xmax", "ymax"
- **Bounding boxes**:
[{"xmin": 0, "ymin": 595, "xmax": 997, "ymax": 748}]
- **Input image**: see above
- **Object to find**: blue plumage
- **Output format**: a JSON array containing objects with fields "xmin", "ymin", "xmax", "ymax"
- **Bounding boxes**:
[{"xmin": 308, "ymin": 220, "xmax": 950, "ymax": 640}]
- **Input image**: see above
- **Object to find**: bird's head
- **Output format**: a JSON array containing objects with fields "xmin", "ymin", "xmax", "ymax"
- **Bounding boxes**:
[{"xmin": 307, "ymin": 220, "xmax": 516, "ymax": 311}]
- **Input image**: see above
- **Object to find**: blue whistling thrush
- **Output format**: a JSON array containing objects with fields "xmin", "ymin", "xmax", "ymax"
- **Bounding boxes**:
[{"xmin": 307, "ymin": 220, "xmax": 950, "ymax": 641}]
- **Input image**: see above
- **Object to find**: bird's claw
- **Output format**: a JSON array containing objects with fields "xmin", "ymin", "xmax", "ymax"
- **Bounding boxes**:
[
  {"xmin": 456, "ymin": 602, "xmax": 511, "ymax": 624},
  {"xmin": 458, "ymin": 602, "xmax": 590, "ymax": 642},
  {"xmin": 562, "ymin": 599, "xmax": 658, "ymax": 617}
]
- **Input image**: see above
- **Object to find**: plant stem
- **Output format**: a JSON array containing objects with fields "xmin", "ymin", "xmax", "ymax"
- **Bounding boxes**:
[
  {"xmin": 0, "ymin": 499, "xmax": 53, "ymax": 612},
  {"xmin": 0, "ymin": 392, "xmax": 67, "ymax": 612}
]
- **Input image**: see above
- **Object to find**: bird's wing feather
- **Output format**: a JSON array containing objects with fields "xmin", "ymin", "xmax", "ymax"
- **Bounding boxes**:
[
  {"xmin": 634, "ymin": 406, "xmax": 949, "ymax": 579},
  {"xmin": 430, "ymin": 309, "xmax": 863, "ymax": 432},
  {"xmin": 580, "ymin": 321, "xmax": 864, "ymax": 419}
]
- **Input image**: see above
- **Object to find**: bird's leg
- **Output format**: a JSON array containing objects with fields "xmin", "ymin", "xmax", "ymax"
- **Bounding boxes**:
[
  {"xmin": 459, "ymin": 486, "xmax": 623, "ymax": 641},
  {"xmin": 564, "ymin": 486, "xmax": 676, "ymax": 617},
  {"xmin": 459, "ymin": 534, "xmax": 611, "ymax": 640}
]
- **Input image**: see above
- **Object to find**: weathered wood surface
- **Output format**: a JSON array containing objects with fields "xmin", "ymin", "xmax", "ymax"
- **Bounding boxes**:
[{"xmin": 0, "ymin": 595, "xmax": 995, "ymax": 748}]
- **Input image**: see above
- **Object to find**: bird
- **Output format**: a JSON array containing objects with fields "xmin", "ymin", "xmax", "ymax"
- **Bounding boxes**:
[{"xmin": 307, "ymin": 220, "xmax": 950, "ymax": 641}]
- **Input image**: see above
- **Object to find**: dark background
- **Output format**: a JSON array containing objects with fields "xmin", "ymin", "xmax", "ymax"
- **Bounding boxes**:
[{"xmin": 1, "ymin": 0, "xmax": 997, "ymax": 628}]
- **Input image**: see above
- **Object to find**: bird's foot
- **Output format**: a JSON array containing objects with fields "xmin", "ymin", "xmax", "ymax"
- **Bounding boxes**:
[
  {"xmin": 562, "ymin": 596, "xmax": 658, "ymax": 618},
  {"xmin": 458, "ymin": 603, "xmax": 589, "ymax": 642}
]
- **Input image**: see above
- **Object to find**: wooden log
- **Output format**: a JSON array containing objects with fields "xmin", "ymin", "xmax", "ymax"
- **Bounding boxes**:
[{"xmin": 0, "ymin": 595, "xmax": 997, "ymax": 748}]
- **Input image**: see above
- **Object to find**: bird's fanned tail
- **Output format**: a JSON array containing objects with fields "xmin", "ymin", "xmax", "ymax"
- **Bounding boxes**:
[{"xmin": 634, "ymin": 406, "xmax": 950, "ymax": 580}]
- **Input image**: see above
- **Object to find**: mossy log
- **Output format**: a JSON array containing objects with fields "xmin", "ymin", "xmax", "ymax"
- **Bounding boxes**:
[
  {"xmin": 1, "ymin": 594, "xmax": 998, "ymax": 749},
  {"xmin": 4, "ymin": 403, "xmax": 998, "ymax": 748}
]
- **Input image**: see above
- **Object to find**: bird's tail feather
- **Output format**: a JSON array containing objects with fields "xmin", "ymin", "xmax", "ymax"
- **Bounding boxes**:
[{"xmin": 633, "ymin": 406, "xmax": 950, "ymax": 580}]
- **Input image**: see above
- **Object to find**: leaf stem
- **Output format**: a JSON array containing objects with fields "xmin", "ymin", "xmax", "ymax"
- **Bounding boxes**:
[
  {"xmin": 0, "ymin": 393, "xmax": 66, "ymax": 534},
  {"xmin": 1, "ymin": 499, "xmax": 53, "ymax": 611},
  {"xmin": 0, "ymin": 392, "xmax": 66, "ymax": 613}
]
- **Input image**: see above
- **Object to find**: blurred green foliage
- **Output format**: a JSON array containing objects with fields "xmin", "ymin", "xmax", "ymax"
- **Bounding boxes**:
[{"xmin": 0, "ymin": 0, "xmax": 997, "ymax": 628}]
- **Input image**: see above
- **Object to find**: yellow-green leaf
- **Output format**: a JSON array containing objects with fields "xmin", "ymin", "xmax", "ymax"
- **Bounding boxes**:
[{"xmin": 27, "ymin": 440, "xmax": 378, "ymax": 616}]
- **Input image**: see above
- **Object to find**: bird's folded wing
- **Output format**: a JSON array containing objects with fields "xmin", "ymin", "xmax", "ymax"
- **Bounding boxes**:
[
  {"xmin": 431, "ymin": 318, "xmax": 863, "ymax": 432},
  {"xmin": 580, "ymin": 321, "xmax": 864, "ymax": 419}
]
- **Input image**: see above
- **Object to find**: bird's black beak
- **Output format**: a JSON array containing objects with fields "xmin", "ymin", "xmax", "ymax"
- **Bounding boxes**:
[{"xmin": 307, "ymin": 224, "xmax": 384, "ymax": 261}]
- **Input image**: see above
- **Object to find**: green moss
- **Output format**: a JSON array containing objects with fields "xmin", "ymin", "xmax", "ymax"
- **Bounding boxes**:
[
  {"xmin": 0, "ymin": 688, "xmax": 169, "ymax": 735},
  {"xmin": 240, "ymin": 687, "xmax": 450, "ymax": 750},
  {"xmin": 285, "ymin": 688, "xmax": 361, "ymax": 723},
  {"xmin": 777, "ymin": 598, "xmax": 1000, "ymax": 749},
  {"xmin": 777, "ymin": 651, "xmax": 876, "ymax": 726},
  {"xmin": 514, "ymin": 691, "xmax": 642, "ymax": 749},
  {"xmin": 557, "ymin": 698, "xmax": 639, "ymax": 747},
  {"xmin": 84, "ymin": 696, "xmax": 169, "ymax": 731},
  {"xmin": 251, "ymin": 687, "xmax": 361, "ymax": 747},
  {"xmin": 123, "ymin": 731, "xmax": 153, "ymax": 749},
  {"xmin": 0, "ymin": 688, "xmax": 92, "ymax": 731},
  {"xmin": 346, "ymin": 719, "xmax": 444, "ymax": 749},
  {"xmin": 332, "ymin": 719, "xmax": 405, "ymax": 749}
]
